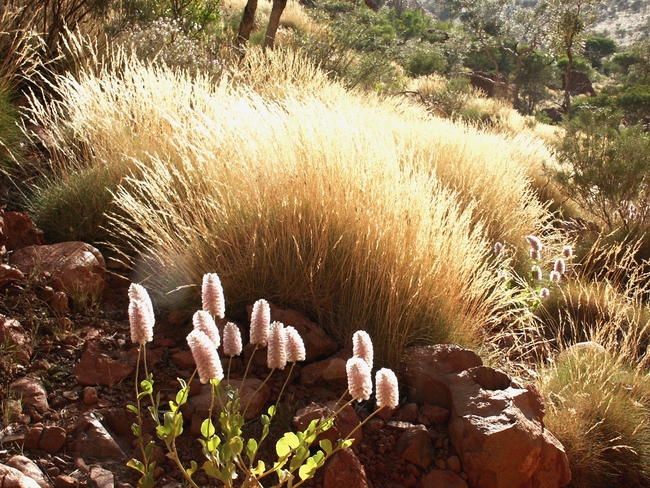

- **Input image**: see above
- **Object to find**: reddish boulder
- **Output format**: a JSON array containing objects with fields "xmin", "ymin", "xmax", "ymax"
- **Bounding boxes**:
[
  {"xmin": 71, "ymin": 413, "xmax": 126, "ymax": 461},
  {"xmin": 0, "ymin": 315, "xmax": 32, "ymax": 363},
  {"xmin": 73, "ymin": 348, "xmax": 134, "ymax": 386},
  {"xmin": 395, "ymin": 425, "xmax": 436, "ymax": 469},
  {"xmin": 11, "ymin": 377, "xmax": 49, "ymax": 413},
  {"xmin": 0, "ymin": 264, "xmax": 24, "ymax": 287},
  {"xmin": 419, "ymin": 469, "xmax": 468, "ymax": 488},
  {"xmin": 38, "ymin": 426, "xmax": 66, "ymax": 454},
  {"xmin": 322, "ymin": 448, "xmax": 368, "ymax": 488},
  {"xmin": 0, "ymin": 463, "xmax": 42, "ymax": 488},
  {"xmin": 9, "ymin": 242, "xmax": 106, "ymax": 296},
  {"xmin": 300, "ymin": 349, "xmax": 351, "ymax": 388},
  {"xmin": 5, "ymin": 456, "xmax": 50, "ymax": 488},
  {"xmin": 0, "ymin": 211, "xmax": 45, "ymax": 252}
]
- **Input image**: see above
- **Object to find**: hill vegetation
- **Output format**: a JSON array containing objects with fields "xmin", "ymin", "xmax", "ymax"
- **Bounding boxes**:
[{"xmin": 1, "ymin": 0, "xmax": 650, "ymax": 486}]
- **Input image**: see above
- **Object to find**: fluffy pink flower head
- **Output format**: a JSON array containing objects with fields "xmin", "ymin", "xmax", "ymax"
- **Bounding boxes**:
[
  {"xmin": 346, "ymin": 357, "xmax": 372, "ymax": 402},
  {"xmin": 375, "ymin": 368, "xmax": 399, "ymax": 409},
  {"xmin": 202, "ymin": 273, "xmax": 225, "ymax": 319},
  {"xmin": 187, "ymin": 329, "xmax": 224, "ymax": 384},
  {"xmin": 193, "ymin": 310, "xmax": 220, "ymax": 349},
  {"xmin": 267, "ymin": 321, "xmax": 287, "ymax": 370},
  {"xmin": 222, "ymin": 322, "xmax": 243, "ymax": 357},
  {"xmin": 128, "ymin": 283, "xmax": 155, "ymax": 344},
  {"xmin": 554, "ymin": 258, "xmax": 566, "ymax": 275},
  {"xmin": 550, "ymin": 270, "xmax": 561, "ymax": 283},
  {"xmin": 562, "ymin": 246, "xmax": 573, "ymax": 258},
  {"xmin": 352, "ymin": 330, "xmax": 373, "ymax": 370},
  {"xmin": 525, "ymin": 235, "xmax": 543, "ymax": 252},
  {"xmin": 540, "ymin": 287, "xmax": 550, "ymax": 299},
  {"xmin": 250, "ymin": 299, "xmax": 270, "ymax": 346},
  {"xmin": 531, "ymin": 265, "xmax": 543, "ymax": 281},
  {"xmin": 530, "ymin": 249, "xmax": 541, "ymax": 260},
  {"xmin": 494, "ymin": 242, "xmax": 504, "ymax": 257},
  {"xmin": 285, "ymin": 326, "xmax": 306, "ymax": 363}
]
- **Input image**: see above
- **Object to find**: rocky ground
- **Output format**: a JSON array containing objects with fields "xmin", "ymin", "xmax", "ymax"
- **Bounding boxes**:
[{"xmin": 0, "ymin": 210, "xmax": 571, "ymax": 488}]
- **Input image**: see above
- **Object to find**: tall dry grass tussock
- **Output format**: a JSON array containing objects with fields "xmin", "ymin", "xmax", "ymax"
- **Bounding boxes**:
[{"xmin": 28, "ymin": 47, "xmax": 553, "ymax": 368}]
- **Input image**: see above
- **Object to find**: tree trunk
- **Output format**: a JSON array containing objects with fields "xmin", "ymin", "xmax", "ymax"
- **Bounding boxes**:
[
  {"xmin": 236, "ymin": 0, "xmax": 258, "ymax": 48},
  {"xmin": 564, "ymin": 50, "xmax": 573, "ymax": 119},
  {"xmin": 263, "ymin": 0, "xmax": 287, "ymax": 50}
]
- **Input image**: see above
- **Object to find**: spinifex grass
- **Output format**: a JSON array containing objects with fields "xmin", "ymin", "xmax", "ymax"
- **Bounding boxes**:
[{"xmin": 27, "ymin": 47, "xmax": 553, "ymax": 368}]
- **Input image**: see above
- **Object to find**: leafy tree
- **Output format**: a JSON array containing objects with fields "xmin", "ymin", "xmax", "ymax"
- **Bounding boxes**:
[
  {"xmin": 548, "ymin": 0, "xmax": 601, "ymax": 117},
  {"xmin": 583, "ymin": 36, "xmax": 617, "ymax": 69},
  {"xmin": 629, "ymin": 38, "xmax": 650, "ymax": 83}
]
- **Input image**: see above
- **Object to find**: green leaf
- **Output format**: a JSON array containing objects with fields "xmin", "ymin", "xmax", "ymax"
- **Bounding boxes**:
[
  {"xmin": 251, "ymin": 460, "xmax": 265, "ymax": 475},
  {"xmin": 313, "ymin": 450, "xmax": 325, "ymax": 466},
  {"xmin": 298, "ymin": 457, "xmax": 318, "ymax": 481},
  {"xmin": 127, "ymin": 404, "xmax": 139, "ymax": 414},
  {"xmin": 176, "ymin": 387, "xmax": 189, "ymax": 406},
  {"xmin": 246, "ymin": 438, "xmax": 258, "ymax": 463},
  {"xmin": 140, "ymin": 379, "xmax": 154, "ymax": 394},
  {"xmin": 261, "ymin": 414, "xmax": 270, "ymax": 426},
  {"xmin": 268, "ymin": 405, "xmax": 276, "ymax": 416},
  {"xmin": 276, "ymin": 437, "xmax": 290, "ymax": 458},
  {"xmin": 131, "ymin": 423, "xmax": 141, "ymax": 436},
  {"xmin": 187, "ymin": 460, "xmax": 198, "ymax": 477},
  {"xmin": 284, "ymin": 432, "xmax": 300, "ymax": 449},
  {"xmin": 341, "ymin": 439, "xmax": 353, "ymax": 449},
  {"xmin": 144, "ymin": 441, "xmax": 155, "ymax": 458},
  {"xmin": 201, "ymin": 419, "xmax": 216, "ymax": 438},
  {"xmin": 319, "ymin": 439, "xmax": 333, "ymax": 455},
  {"xmin": 156, "ymin": 423, "xmax": 172, "ymax": 438},
  {"xmin": 207, "ymin": 436, "xmax": 221, "ymax": 452},
  {"xmin": 139, "ymin": 473, "xmax": 155, "ymax": 488},
  {"xmin": 230, "ymin": 436, "xmax": 244, "ymax": 456},
  {"xmin": 126, "ymin": 458, "xmax": 145, "ymax": 474},
  {"xmin": 202, "ymin": 461, "xmax": 222, "ymax": 480},
  {"xmin": 290, "ymin": 445, "xmax": 309, "ymax": 472}
]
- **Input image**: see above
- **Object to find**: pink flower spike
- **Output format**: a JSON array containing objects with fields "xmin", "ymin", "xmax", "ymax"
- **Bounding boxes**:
[
  {"xmin": 554, "ymin": 258, "xmax": 566, "ymax": 275},
  {"xmin": 346, "ymin": 357, "xmax": 372, "ymax": 402},
  {"xmin": 352, "ymin": 330, "xmax": 373, "ymax": 370},
  {"xmin": 550, "ymin": 271, "xmax": 561, "ymax": 283},
  {"xmin": 525, "ymin": 235, "xmax": 543, "ymax": 252},
  {"xmin": 267, "ymin": 321, "xmax": 287, "ymax": 370},
  {"xmin": 494, "ymin": 242, "xmax": 504, "ymax": 257},
  {"xmin": 250, "ymin": 299, "xmax": 270, "ymax": 346},
  {"xmin": 562, "ymin": 246, "xmax": 573, "ymax": 258},
  {"xmin": 540, "ymin": 288, "xmax": 550, "ymax": 299},
  {"xmin": 285, "ymin": 326, "xmax": 306, "ymax": 363},
  {"xmin": 531, "ymin": 265, "xmax": 542, "ymax": 281},
  {"xmin": 223, "ymin": 322, "xmax": 243, "ymax": 357},
  {"xmin": 128, "ymin": 283, "xmax": 155, "ymax": 325},
  {"xmin": 187, "ymin": 330, "xmax": 224, "ymax": 384},
  {"xmin": 129, "ymin": 298, "xmax": 154, "ymax": 344},
  {"xmin": 202, "ymin": 273, "xmax": 225, "ymax": 319},
  {"xmin": 375, "ymin": 368, "xmax": 399, "ymax": 409},
  {"xmin": 193, "ymin": 310, "xmax": 220, "ymax": 349},
  {"xmin": 530, "ymin": 249, "xmax": 541, "ymax": 260}
]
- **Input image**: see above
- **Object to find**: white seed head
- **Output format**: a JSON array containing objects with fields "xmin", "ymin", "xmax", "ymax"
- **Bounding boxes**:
[
  {"xmin": 346, "ymin": 357, "xmax": 372, "ymax": 402},
  {"xmin": 375, "ymin": 368, "xmax": 399, "ymax": 409},
  {"xmin": 193, "ymin": 310, "xmax": 220, "ymax": 349},
  {"xmin": 267, "ymin": 321, "xmax": 287, "ymax": 370},
  {"xmin": 562, "ymin": 245, "xmax": 573, "ymax": 258},
  {"xmin": 202, "ymin": 273, "xmax": 225, "ymax": 319},
  {"xmin": 250, "ymin": 299, "xmax": 270, "ymax": 346},
  {"xmin": 531, "ymin": 265, "xmax": 543, "ymax": 281},
  {"xmin": 187, "ymin": 329, "xmax": 224, "ymax": 384},
  {"xmin": 129, "ymin": 298, "xmax": 154, "ymax": 344},
  {"xmin": 554, "ymin": 258, "xmax": 566, "ymax": 275},
  {"xmin": 550, "ymin": 270, "xmax": 561, "ymax": 283},
  {"xmin": 352, "ymin": 330, "xmax": 374, "ymax": 370},
  {"xmin": 285, "ymin": 326, "xmax": 306, "ymax": 363},
  {"xmin": 222, "ymin": 322, "xmax": 243, "ymax": 357}
]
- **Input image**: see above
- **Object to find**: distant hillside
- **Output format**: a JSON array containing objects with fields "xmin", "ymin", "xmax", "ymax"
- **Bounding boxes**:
[{"xmin": 592, "ymin": 0, "xmax": 650, "ymax": 46}]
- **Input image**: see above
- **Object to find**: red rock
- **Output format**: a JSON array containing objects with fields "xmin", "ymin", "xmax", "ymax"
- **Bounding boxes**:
[
  {"xmin": 183, "ymin": 378, "xmax": 271, "ymax": 422},
  {"xmin": 153, "ymin": 338, "xmax": 176, "ymax": 348},
  {"xmin": 38, "ymin": 426, "xmax": 66, "ymax": 454},
  {"xmin": 419, "ymin": 470, "xmax": 468, "ymax": 488},
  {"xmin": 9, "ymin": 241, "xmax": 106, "ymax": 296},
  {"xmin": 299, "ymin": 350, "xmax": 351, "ymax": 387},
  {"xmin": 0, "ymin": 315, "xmax": 32, "ymax": 363},
  {"xmin": 11, "ymin": 377, "xmax": 49, "ymax": 413},
  {"xmin": 83, "ymin": 387, "xmax": 98, "ymax": 405},
  {"xmin": 50, "ymin": 291, "xmax": 70, "ymax": 315},
  {"xmin": 323, "ymin": 448, "xmax": 368, "ymax": 488},
  {"xmin": 73, "ymin": 348, "xmax": 134, "ymax": 386},
  {"xmin": 403, "ymin": 344, "xmax": 482, "ymax": 409},
  {"xmin": 0, "ymin": 211, "xmax": 46, "ymax": 252},
  {"xmin": 24, "ymin": 425, "xmax": 44, "ymax": 449},
  {"xmin": 418, "ymin": 404, "xmax": 450, "ymax": 426},
  {"xmin": 0, "ymin": 463, "xmax": 42, "ymax": 488},
  {"xmin": 71, "ymin": 413, "xmax": 126, "ymax": 461},
  {"xmin": 395, "ymin": 425, "xmax": 436, "ymax": 469},
  {"xmin": 446, "ymin": 455, "xmax": 462, "ymax": 474},
  {"xmin": 53, "ymin": 475, "xmax": 78, "ymax": 488},
  {"xmin": 394, "ymin": 403, "xmax": 419, "ymax": 423},
  {"xmin": 473, "ymin": 366, "xmax": 510, "ymax": 391},
  {"xmin": 171, "ymin": 350, "xmax": 196, "ymax": 371},
  {"xmin": 0, "ymin": 264, "xmax": 24, "ymax": 287},
  {"xmin": 5, "ymin": 456, "xmax": 50, "ymax": 488},
  {"xmin": 89, "ymin": 465, "xmax": 114, "ymax": 488},
  {"xmin": 445, "ymin": 368, "xmax": 571, "ymax": 488}
]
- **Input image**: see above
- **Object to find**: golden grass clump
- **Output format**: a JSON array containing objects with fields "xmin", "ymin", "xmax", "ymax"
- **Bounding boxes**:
[
  {"xmin": 539, "ymin": 351, "xmax": 650, "ymax": 487},
  {"xmin": 28, "ymin": 48, "xmax": 554, "ymax": 368}
]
